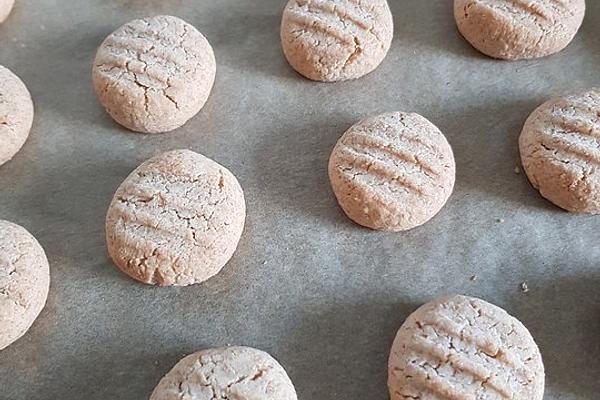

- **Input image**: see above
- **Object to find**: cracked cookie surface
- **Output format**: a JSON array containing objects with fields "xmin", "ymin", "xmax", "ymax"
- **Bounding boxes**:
[
  {"xmin": 0, "ymin": 66, "xmax": 34, "ymax": 167},
  {"xmin": 0, "ymin": 220, "xmax": 50, "ymax": 350},
  {"xmin": 454, "ymin": 0, "xmax": 586, "ymax": 60},
  {"xmin": 280, "ymin": 0, "xmax": 393, "ymax": 82},
  {"xmin": 0, "ymin": 0, "xmax": 14, "ymax": 22},
  {"xmin": 328, "ymin": 112, "xmax": 455, "ymax": 231},
  {"xmin": 388, "ymin": 295, "xmax": 545, "ymax": 400},
  {"xmin": 92, "ymin": 15, "xmax": 216, "ymax": 133},
  {"xmin": 105, "ymin": 149, "xmax": 245, "ymax": 286},
  {"xmin": 150, "ymin": 346, "xmax": 298, "ymax": 400},
  {"xmin": 519, "ymin": 88, "xmax": 600, "ymax": 213}
]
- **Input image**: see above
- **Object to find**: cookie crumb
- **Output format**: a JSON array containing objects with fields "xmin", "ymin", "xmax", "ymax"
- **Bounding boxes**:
[
  {"xmin": 470, "ymin": 275, "xmax": 478, "ymax": 281},
  {"xmin": 520, "ymin": 282, "xmax": 530, "ymax": 293},
  {"xmin": 514, "ymin": 166, "xmax": 521, "ymax": 174}
]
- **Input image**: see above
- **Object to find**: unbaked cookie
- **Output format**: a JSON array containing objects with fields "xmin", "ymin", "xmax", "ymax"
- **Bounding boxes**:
[
  {"xmin": 454, "ymin": 0, "xmax": 586, "ymax": 60},
  {"xmin": 150, "ymin": 346, "xmax": 298, "ymax": 400},
  {"xmin": 105, "ymin": 149, "xmax": 245, "ymax": 286},
  {"xmin": 328, "ymin": 112, "xmax": 455, "ymax": 231},
  {"xmin": 519, "ymin": 88, "xmax": 600, "ymax": 213},
  {"xmin": 0, "ymin": 0, "xmax": 14, "ymax": 23},
  {"xmin": 0, "ymin": 66, "xmax": 34, "ymax": 167},
  {"xmin": 281, "ymin": 0, "xmax": 394, "ymax": 82},
  {"xmin": 0, "ymin": 220, "xmax": 50, "ymax": 350},
  {"xmin": 92, "ymin": 15, "xmax": 216, "ymax": 133},
  {"xmin": 388, "ymin": 295, "xmax": 545, "ymax": 400}
]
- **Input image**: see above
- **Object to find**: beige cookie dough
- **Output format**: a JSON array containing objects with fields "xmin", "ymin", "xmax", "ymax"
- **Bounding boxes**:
[
  {"xmin": 328, "ymin": 112, "xmax": 455, "ymax": 231},
  {"xmin": 454, "ymin": 0, "xmax": 586, "ymax": 60},
  {"xmin": 0, "ymin": 0, "xmax": 14, "ymax": 23},
  {"xmin": 105, "ymin": 149, "xmax": 245, "ymax": 286},
  {"xmin": 281, "ymin": 0, "xmax": 393, "ymax": 82},
  {"xmin": 92, "ymin": 15, "xmax": 216, "ymax": 133},
  {"xmin": 519, "ymin": 88, "xmax": 600, "ymax": 213},
  {"xmin": 0, "ymin": 66, "xmax": 34, "ymax": 167},
  {"xmin": 150, "ymin": 346, "xmax": 298, "ymax": 400},
  {"xmin": 389, "ymin": 295, "xmax": 545, "ymax": 400},
  {"xmin": 0, "ymin": 220, "xmax": 50, "ymax": 350}
]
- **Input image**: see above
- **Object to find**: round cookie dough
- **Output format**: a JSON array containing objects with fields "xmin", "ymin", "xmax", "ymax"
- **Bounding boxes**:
[
  {"xmin": 454, "ymin": 0, "xmax": 586, "ymax": 60},
  {"xmin": 328, "ymin": 112, "xmax": 455, "ymax": 231},
  {"xmin": 281, "ymin": 0, "xmax": 393, "ymax": 82},
  {"xmin": 0, "ymin": 0, "xmax": 14, "ymax": 23},
  {"xmin": 150, "ymin": 346, "xmax": 298, "ymax": 400},
  {"xmin": 519, "ymin": 88, "xmax": 600, "ymax": 213},
  {"xmin": 388, "ymin": 295, "xmax": 545, "ymax": 400},
  {"xmin": 0, "ymin": 220, "xmax": 50, "ymax": 350},
  {"xmin": 92, "ymin": 15, "xmax": 216, "ymax": 133},
  {"xmin": 105, "ymin": 149, "xmax": 246, "ymax": 286},
  {"xmin": 0, "ymin": 66, "xmax": 34, "ymax": 167}
]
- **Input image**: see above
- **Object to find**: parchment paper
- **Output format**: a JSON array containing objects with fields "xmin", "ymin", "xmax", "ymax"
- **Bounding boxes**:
[{"xmin": 0, "ymin": 0, "xmax": 598, "ymax": 398}]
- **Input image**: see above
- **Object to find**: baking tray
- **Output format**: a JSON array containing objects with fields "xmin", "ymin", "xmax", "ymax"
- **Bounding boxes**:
[{"xmin": 0, "ymin": 0, "xmax": 598, "ymax": 398}]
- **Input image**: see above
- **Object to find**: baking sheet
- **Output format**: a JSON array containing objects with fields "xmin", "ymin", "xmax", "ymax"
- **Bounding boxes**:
[{"xmin": 0, "ymin": 0, "xmax": 599, "ymax": 398}]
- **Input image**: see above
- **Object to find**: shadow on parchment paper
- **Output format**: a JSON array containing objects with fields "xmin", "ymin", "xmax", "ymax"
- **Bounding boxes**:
[
  {"xmin": 24, "ymin": 349, "xmax": 185, "ymax": 399},
  {"xmin": 116, "ymin": 0, "xmax": 184, "ymax": 14},
  {"xmin": 280, "ymin": 299, "xmax": 419, "ymax": 400},
  {"xmin": 388, "ymin": 0, "xmax": 483, "ymax": 60},
  {"xmin": 506, "ymin": 273, "xmax": 600, "ymax": 398},
  {"xmin": 438, "ymin": 95, "xmax": 557, "ymax": 211},
  {"xmin": 6, "ymin": 154, "xmax": 134, "ymax": 276},
  {"xmin": 11, "ymin": 27, "xmax": 118, "ymax": 130},
  {"xmin": 579, "ymin": 0, "xmax": 600, "ymax": 57},
  {"xmin": 250, "ymin": 115, "xmax": 358, "ymax": 228},
  {"xmin": 208, "ymin": 11, "xmax": 296, "ymax": 81}
]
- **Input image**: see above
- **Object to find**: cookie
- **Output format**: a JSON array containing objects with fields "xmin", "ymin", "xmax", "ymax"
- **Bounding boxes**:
[
  {"xmin": 388, "ymin": 295, "xmax": 545, "ymax": 400},
  {"xmin": 0, "ymin": 0, "xmax": 14, "ymax": 22},
  {"xmin": 92, "ymin": 15, "xmax": 216, "ymax": 133},
  {"xmin": 105, "ymin": 149, "xmax": 245, "ymax": 286},
  {"xmin": 519, "ymin": 88, "xmax": 600, "ymax": 213},
  {"xmin": 0, "ymin": 66, "xmax": 34, "ymax": 167},
  {"xmin": 0, "ymin": 220, "xmax": 50, "ymax": 350},
  {"xmin": 150, "ymin": 346, "xmax": 298, "ymax": 400},
  {"xmin": 454, "ymin": 0, "xmax": 586, "ymax": 60},
  {"xmin": 328, "ymin": 112, "xmax": 455, "ymax": 231},
  {"xmin": 281, "ymin": 0, "xmax": 393, "ymax": 82}
]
